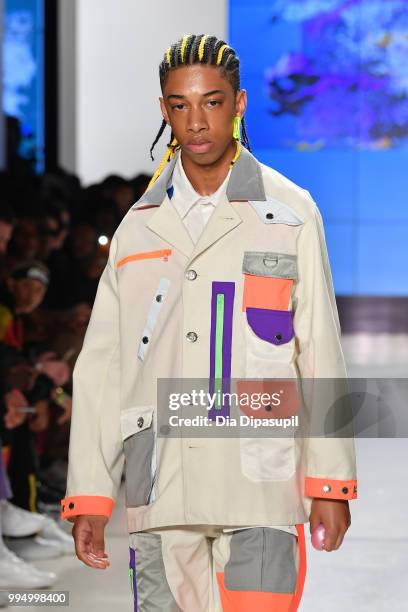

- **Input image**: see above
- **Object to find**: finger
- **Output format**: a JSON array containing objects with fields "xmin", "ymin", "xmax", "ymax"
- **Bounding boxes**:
[
  {"xmin": 74, "ymin": 530, "xmax": 107, "ymax": 569},
  {"xmin": 333, "ymin": 527, "xmax": 347, "ymax": 550},
  {"xmin": 91, "ymin": 522, "xmax": 106, "ymax": 558},
  {"xmin": 322, "ymin": 527, "xmax": 338, "ymax": 552}
]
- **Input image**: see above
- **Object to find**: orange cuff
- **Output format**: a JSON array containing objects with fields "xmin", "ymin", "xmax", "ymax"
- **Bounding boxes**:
[
  {"xmin": 60, "ymin": 495, "xmax": 114, "ymax": 520},
  {"xmin": 304, "ymin": 477, "xmax": 357, "ymax": 500}
]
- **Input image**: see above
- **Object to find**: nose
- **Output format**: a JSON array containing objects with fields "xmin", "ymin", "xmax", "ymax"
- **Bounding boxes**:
[{"xmin": 187, "ymin": 105, "xmax": 209, "ymax": 134}]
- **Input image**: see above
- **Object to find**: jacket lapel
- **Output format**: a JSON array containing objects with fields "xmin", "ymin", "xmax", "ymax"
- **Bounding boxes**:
[{"xmin": 144, "ymin": 192, "xmax": 195, "ymax": 259}]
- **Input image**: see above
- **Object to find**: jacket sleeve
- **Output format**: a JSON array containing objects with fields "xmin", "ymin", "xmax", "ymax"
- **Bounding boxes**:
[
  {"xmin": 292, "ymin": 192, "xmax": 358, "ymax": 502},
  {"xmin": 60, "ymin": 235, "xmax": 125, "ymax": 521}
]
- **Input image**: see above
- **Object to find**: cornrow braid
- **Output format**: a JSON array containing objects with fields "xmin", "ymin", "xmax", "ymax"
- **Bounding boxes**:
[
  {"xmin": 150, "ymin": 33, "xmax": 251, "ymax": 163},
  {"xmin": 149, "ymin": 119, "xmax": 167, "ymax": 161}
]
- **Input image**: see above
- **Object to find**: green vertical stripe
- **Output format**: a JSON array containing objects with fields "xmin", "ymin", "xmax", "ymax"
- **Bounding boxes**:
[
  {"xmin": 129, "ymin": 568, "xmax": 134, "ymax": 594},
  {"xmin": 214, "ymin": 293, "xmax": 224, "ymax": 409}
]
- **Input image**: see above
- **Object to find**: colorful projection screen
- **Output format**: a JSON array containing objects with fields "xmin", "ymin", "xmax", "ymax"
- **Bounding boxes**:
[{"xmin": 230, "ymin": 0, "xmax": 408, "ymax": 295}]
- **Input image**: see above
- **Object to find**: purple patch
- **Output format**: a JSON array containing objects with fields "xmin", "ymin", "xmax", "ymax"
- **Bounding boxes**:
[
  {"xmin": 246, "ymin": 307, "xmax": 294, "ymax": 344},
  {"xmin": 129, "ymin": 546, "xmax": 137, "ymax": 611},
  {"xmin": 209, "ymin": 281, "xmax": 235, "ymax": 420}
]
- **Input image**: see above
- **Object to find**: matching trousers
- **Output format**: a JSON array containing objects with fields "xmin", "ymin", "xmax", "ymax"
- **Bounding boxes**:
[{"xmin": 128, "ymin": 524, "xmax": 306, "ymax": 612}]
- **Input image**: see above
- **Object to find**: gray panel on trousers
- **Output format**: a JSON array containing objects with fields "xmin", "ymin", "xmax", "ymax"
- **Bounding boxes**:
[
  {"xmin": 243, "ymin": 251, "xmax": 298, "ymax": 280},
  {"xmin": 129, "ymin": 532, "xmax": 181, "ymax": 612},
  {"xmin": 123, "ymin": 427, "xmax": 154, "ymax": 507},
  {"xmin": 224, "ymin": 527, "xmax": 297, "ymax": 593}
]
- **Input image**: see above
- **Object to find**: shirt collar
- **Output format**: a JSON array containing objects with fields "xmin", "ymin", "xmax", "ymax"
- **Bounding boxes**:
[
  {"xmin": 170, "ymin": 152, "xmax": 232, "ymax": 220},
  {"xmin": 133, "ymin": 144, "xmax": 266, "ymax": 208}
]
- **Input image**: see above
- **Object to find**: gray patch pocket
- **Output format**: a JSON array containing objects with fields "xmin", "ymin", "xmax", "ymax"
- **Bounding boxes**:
[
  {"xmin": 242, "ymin": 251, "xmax": 297, "ymax": 280},
  {"xmin": 121, "ymin": 406, "xmax": 156, "ymax": 507},
  {"xmin": 224, "ymin": 527, "xmax": 298, "ymax": 593}
]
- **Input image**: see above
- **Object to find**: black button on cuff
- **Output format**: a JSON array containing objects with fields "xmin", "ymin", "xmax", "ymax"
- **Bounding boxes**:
[
  {"xmin": 68, "ymin": 502, "xmax": 75, "ymax": 510},
  {"xmin": 342, "ymin": 486, "xmax": 349, "ymax": 494}
]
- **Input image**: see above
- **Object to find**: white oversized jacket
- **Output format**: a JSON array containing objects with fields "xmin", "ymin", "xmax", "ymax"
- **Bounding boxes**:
[{"xmin": 61, "ymin": 146, "xmax": 358, "ymax": 533}]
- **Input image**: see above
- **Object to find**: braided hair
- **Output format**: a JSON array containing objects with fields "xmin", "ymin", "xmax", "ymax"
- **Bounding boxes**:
[{"xmin": 150, "ymin": 33, "xmax": 251, "ymax": 161}]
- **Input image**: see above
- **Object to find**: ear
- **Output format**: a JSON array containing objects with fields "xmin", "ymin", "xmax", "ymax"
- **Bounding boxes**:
[
  {"xmin": 235, "ymin": 89, "xmax": 247, "ymax": 119},
  {"xmin": 159, "ymin": 97, "xmax": 170, "ymax": 126}
]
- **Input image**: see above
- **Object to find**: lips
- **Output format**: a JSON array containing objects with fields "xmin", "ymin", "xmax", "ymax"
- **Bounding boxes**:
[{"xmin": 185, "ymin": 140, "xmax": 213, "ymax": 154}]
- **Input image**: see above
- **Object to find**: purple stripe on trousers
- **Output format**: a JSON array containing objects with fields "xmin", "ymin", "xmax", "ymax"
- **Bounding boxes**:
[
  {"xmin": 129, "ymin": 546, "xmax": 137, "ymax": 611},
  {"xmin": 209, "ymin": 281, "xmax": 235, "ymax": 420}
]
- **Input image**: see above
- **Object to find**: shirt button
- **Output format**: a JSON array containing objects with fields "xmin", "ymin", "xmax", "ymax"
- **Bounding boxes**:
[
  {"xmin": 186, "ymin": 331, "xmax": 198, "ymax": 342},
  {"xmin": 185, "ymin": 269, "xmax": 197, "ymax": 280},
  {"xmin": 137, "ymin": 417, "xmax": 144, "ymax": 428}
]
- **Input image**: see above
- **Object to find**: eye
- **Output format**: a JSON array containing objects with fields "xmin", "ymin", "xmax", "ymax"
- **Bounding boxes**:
[
  {"xmin": 172, "ymin": 104, "xmax": 186, "ymax": 110},
  {"xmin": 207, "ymin": 100, "xmax": 220, "ymax": 107}
]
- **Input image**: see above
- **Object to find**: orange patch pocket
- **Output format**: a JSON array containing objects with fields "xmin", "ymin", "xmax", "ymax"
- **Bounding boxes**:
[
  {"xmin": 242, "ymin": 274, "xmax": 293, "ymax": 311},
  {"xmin": 116, "ymin": 248, "xmax": 172, "ymax": 269},
  {"xmin": 241, "ymin": 251, "xmax": 298, "ymax": 312}
]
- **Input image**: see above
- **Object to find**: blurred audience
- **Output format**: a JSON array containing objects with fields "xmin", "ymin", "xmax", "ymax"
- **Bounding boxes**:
[{"xmin": 0, "ymin": 137, "xmax": 151, "ymax": 593}]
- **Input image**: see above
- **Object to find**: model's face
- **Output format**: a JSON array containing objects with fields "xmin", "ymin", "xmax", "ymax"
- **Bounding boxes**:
[{"xmin": 159, "ymin": 65, "xmax": 246, "ymax": 166}]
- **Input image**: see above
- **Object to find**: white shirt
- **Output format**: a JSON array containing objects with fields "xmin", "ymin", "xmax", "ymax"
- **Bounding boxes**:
[
  {"xmin": 170, "ymin": 152, "xmax": 232, "ymax": 244},
  {"xmin": 169, "ymin": 151, "xmax": 298, "ymax": 539}
]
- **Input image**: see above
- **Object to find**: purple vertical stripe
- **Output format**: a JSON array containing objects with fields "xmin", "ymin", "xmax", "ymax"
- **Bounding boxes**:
[
  {"xmin": 129, "ymin": 547, "xmax": 137, "ymax": 611},
  {"xmin": 209, "ymin": 281, "xmax": 235, "ymax": 420}
]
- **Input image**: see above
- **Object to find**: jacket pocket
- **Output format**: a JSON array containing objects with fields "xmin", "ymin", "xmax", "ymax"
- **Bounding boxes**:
[
  {"xmin": 138, "ymin": 277, "xmax": 170, "ymax": 361},
  {"xmin": 120, "ymin": 406, "xmax": 157, "ymax": 507},
  {"xmin": 241, "ymin": 251, "xmax": 297, "ymax": 378},
  {"xmin": 242, "ymin": 251, "xmax": 297, "ymax": 312}
]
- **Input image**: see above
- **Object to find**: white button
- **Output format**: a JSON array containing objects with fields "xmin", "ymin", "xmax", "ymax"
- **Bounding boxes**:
[
  {"xmin": 185, "ymin": 269, "xmax": 197, "ymax": 281},
  {"xmin": 186, "ymin": 331, "xmax": 198, "ymax": 342},
  {"xmin": 322, "ymin": 484, "xmax": 331, "ymax": 493}
]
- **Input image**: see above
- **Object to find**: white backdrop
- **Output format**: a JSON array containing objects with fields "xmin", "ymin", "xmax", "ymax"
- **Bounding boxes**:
[{"xmin": 58, "ymin": 0, "xmax": 227, "ymax": 185}]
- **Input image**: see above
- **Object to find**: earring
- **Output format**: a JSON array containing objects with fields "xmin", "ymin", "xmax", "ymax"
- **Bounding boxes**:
[{"xmin": 233, "ymin": 115, "xmax": 241, "ymax": 140}]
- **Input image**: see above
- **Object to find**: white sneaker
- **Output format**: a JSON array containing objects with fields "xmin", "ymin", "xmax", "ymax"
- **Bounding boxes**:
[
  {"xmin": 4, "ymin": 534, "xmax": 63, "ymax": 561},
  {"xmin": 37, "ymin": 517, "xmax": 75, "ymax": 555},
  {"xmin": 0, "ymin": 500, "xmax": 46, "ymax": 537},
  {"xmin": 0, "ymin": 545, "xmax": 57, "ymax": 588},
  {"xmin": 0, "ymin": 590, "xmax": 9, "ymax": 607}
]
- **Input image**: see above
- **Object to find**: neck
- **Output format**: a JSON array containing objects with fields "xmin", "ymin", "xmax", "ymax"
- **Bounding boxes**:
[{"xmin": 180, "ymin": 140, "xmax": 237, "ymax": 196}]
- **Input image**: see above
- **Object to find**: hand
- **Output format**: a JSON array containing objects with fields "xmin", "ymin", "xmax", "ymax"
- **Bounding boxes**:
[
  {"xmin": 51, "ymin": 387, "xmax": 72, "ymax": 425},
  {"xmin": 7, "ymin": 364, "xmax": 38, "ymax": 391},
  {"xmin": 36, "ymin": 352, "xmax": 70, "ymax": 386},
  {"xmin": 3, "ymin": 389, "xmax": 29, "ymax": 429},
  {"xmin": 28, "ymin": 400, "xmax": 50, "ymax": 433},
  {"xmin": 72, "ymin": 515, "xmax": 110, "ymax": 569},
  {"xmin": 309, "ymin": 498, "xmax": 351, "ymax": 551}
]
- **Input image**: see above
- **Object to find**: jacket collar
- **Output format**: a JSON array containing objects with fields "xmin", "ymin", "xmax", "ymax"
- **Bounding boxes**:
[{"xmin": 133, "ymin": 144, "xmax": 266, "ymax": 208}]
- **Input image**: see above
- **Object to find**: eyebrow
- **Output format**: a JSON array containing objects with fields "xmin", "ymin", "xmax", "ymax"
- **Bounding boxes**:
[{"xmin": 166, "ymin": 89, "xmax": 226, "ymax": 100}]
